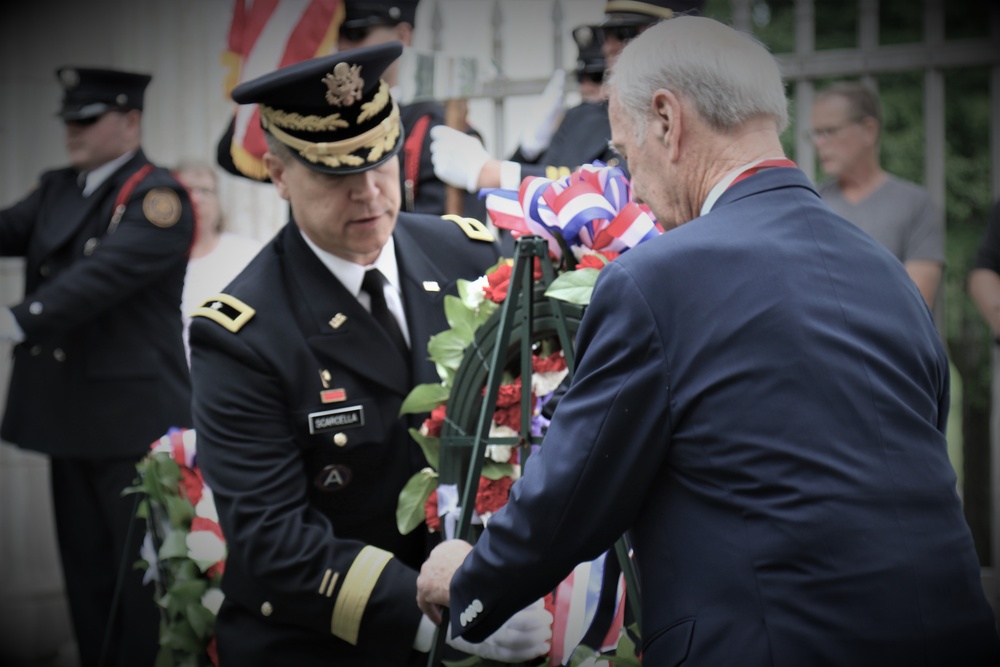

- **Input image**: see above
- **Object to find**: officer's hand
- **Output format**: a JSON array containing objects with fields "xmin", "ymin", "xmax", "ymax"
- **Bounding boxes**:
[
  {"xmin": 519, "ymin": 69, "xmax": 566, "ymax": 161},
  {"xmin": 446, "ymin": 598, "xmax": 552, "ymax": 663},
  {"xmin": 430, "ymin": 125, "xmax": 493, "ymax": 193}
]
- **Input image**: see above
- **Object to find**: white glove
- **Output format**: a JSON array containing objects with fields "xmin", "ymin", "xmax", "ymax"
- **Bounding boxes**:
[
  {"xmin": 447, "ymin": 598, "xmax": 553, "ymax": 663},
  {"xmin": 430, "ymin": 125, "xmax": 492, "ymax": 193},
  {"xmin": 0, "ymin": 308, "xmax": 25, "ymax": 343},
  {"xmin": 519, "ymin": 69, "xmax": 566, "ymax": 161}
]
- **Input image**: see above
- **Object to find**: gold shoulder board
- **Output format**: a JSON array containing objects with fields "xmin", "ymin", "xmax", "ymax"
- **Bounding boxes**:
[
  {"xmin": 143, "ymin": 188, "xmax": 182, "ymax": 228},
  {"xmin": 191, "ymin": 294, "xmax": 256, "ymax": 333},
  {"xmin": 441, "ymin": 214, "xmax": 495, "ymax": 243}
]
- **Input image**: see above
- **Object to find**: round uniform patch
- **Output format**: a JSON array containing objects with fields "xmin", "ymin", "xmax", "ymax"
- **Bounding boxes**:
[{"xmin": 142, "ymin": 188, "xmax": 182, "ymax": 228}]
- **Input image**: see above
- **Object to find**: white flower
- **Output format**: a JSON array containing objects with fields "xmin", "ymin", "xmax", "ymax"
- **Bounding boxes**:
[
  {"xmin": 140, "ymin": 533, "xmax": 160, "ymax": 585},
  {"xmin": 195, "ymin": 486, "xmax": 219, "ymax": 522},
  {"xmin": 201, "ymin": 587, "xmax": 226, "ymax": 616},
  {"xmin": 485, "ymin": 444, "xmax": 514, "ymax": 463},
  {"xmin": 532, "ymin": 368, "xmax": 568, "ymax": 398},
  {"xmin": 462, "ymin": 275, "xmax": 489, "ymax": 310},
  {"xmin": 187, "ymin": 530, "xmax": 227, "ymax": 571}
]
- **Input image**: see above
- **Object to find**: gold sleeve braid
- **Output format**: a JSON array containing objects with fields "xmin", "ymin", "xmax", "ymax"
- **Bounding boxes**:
[{"xmin": 330, "ymin": 546, "xmax": 394, "ymax": 644}]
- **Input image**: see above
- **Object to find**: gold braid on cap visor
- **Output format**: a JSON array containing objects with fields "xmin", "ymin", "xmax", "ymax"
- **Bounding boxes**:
[{"xmin": 260, "ymin": 101, "xmax": 401, "ymax": 169}]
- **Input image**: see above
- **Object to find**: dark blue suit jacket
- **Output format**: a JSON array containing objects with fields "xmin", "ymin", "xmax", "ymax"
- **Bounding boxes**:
[{"xmin": 450, "ymin": 168, "xmax": 1000, "ymax": 665}]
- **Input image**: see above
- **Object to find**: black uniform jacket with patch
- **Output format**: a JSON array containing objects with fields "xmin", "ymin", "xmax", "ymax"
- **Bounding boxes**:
[
  {"xmin": 0, "ymin": 150, "xmax": 195, "ymax": 457},
  {"xmin": 189, "ymin": 213, "xmax": 500, "ymax": 665}
]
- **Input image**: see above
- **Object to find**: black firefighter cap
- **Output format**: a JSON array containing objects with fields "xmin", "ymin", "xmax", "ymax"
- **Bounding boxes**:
[
  {"xmin": 572, "ymin": 26, "xmax": 605, "ymax": 76},
  {"xmin": 56, "ymin": 67, "xmax": 151, "ymax": 121},
  {"xmin": 231, "ymin": 41, "xmax": 404, "ymax": 176},
  {"xmin": 341, "ymin": 0, "xmax": 419, "ymax": 31},
  {"xmin": 599, "ymin": 0, "xmax": 705, "ymax": 28}
]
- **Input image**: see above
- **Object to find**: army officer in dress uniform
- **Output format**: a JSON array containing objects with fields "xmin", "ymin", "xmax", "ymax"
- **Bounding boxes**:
[
  {"xmin": 188, "ymin": 42, "xmax": 552, "ymax": 666},
  {"xmin": 0, "ymin": 67, "xmax": 195, "ymax": 667}
]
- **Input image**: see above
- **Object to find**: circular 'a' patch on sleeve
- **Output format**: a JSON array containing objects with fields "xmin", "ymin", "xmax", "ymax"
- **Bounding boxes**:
[{"xmin": 142, "ymin": 188, "xmax": 182, "ymax": 228}]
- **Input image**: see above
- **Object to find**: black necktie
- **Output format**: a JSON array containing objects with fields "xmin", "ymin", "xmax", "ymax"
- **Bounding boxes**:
[{"xmin": 361, "ymin": 269, "xmax": 408, "ymax": 359}]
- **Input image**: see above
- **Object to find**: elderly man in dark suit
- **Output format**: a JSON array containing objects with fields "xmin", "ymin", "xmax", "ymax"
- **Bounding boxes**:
[
  {"xmin": 417, "ymin": 16, "xmax": 1000, "ymax": 666},
  {"xmin": 189, "ymin": 42, "xmax": 551, "ymax": 666},
  {"xmin": 0, "ymin": 67, "xmax": 195, "ymax": 667}
]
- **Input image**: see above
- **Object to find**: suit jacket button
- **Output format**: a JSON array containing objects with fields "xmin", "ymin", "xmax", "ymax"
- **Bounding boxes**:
[
  {"xmin": 260, "ymin": 601, "xmax": 273, "ymax": 617},
  {"xmin": 83, "ymin": 238, "xmax": 98, "ymax": 256},
  {"xmin": 333, "ymin": 432, "xmax": 348, "ymax": 447},
  {"xmin": 30, "ymin": 346, "xmax": 41, "ymax": 356},
  {"xmin": 39, "ymin": 264, "xmax": 50, "ymax": 277},
  {"xmin": 53, "ymin": 348, "xmax": 66, "ymax": 362},
  {"xmin": 28, "ymin": 302, "xmax": 43, "ymax": 315}
]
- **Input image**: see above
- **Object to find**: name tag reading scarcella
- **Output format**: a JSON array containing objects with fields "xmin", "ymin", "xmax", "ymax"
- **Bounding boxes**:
[{"xmin": 308, "ymin": 406, "xmax": 364, "ymax": 434}]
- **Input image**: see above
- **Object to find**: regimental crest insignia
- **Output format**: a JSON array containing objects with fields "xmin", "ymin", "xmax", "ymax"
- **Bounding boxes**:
[
  {"xmin": 323, "ymin": 62, "xmax": 364, "ymax": 107},
  {"xmin": 142, "ymin": 188, "xmax": 182, "ymax": 228}
]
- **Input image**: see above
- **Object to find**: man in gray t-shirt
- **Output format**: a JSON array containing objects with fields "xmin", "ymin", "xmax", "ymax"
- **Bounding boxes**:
[{"xmin": 811, "ymin": 82, "xmax": 944, "ymax": 307}]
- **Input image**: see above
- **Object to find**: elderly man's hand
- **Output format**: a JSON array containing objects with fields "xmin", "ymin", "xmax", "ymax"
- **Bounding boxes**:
[{"xmin": 416, "ymin": 539, "xmax": 473, "ymax": 623}]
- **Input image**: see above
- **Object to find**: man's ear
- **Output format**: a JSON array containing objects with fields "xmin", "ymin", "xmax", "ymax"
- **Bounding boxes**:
[
  {"xmin": 395, "ymin": 22, "xmax": 414, "ymax": 46},
  {"xmin": 651, "ymin": 88, "xmax": 681, "ymax": 149},
  {"xmin": 263, "ymin": 152, "xmax": 290, "ymax": 201}
]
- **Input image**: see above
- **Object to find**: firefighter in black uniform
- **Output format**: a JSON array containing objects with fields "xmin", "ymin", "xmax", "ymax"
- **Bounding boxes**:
[
  {"xmin": 188, "ymin": 42, "xmax": 551, "ymax": 666},
  {"xmin": 0, "ymin": 67, "xmax": 194, "ymax": 667}
]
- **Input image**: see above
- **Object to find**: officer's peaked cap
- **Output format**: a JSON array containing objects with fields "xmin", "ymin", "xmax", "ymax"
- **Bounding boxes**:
[
  {"xmin": 231, "ymin": 42, "xmax": 404, "ymax": 176},
  {"xmin": 600, "ymin": 0, "xmax": 705, "ymax": 28}
]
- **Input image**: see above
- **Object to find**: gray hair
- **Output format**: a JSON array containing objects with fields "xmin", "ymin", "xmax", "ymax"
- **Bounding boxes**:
[{"xmin": 607, "ymin": 16, "xmax": 788, "ymax": 138}]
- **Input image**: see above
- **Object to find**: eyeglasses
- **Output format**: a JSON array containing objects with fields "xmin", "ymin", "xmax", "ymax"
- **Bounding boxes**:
[
  {"xmin": 599, "ymin": 24, "xmax": 646, "ymax": 43},
  {"xmin": 808, "ymin": 118, "xmax": 864, "ymax": 141}
]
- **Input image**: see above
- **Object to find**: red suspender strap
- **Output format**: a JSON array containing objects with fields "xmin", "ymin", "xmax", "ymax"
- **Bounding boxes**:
[
  {"xmin": 107, "ymin": 163, "xmax": 155, "ymax": 235},
  {"xmin": 403, "ymin": 114, "xmax": 433, "ymax": 210}
]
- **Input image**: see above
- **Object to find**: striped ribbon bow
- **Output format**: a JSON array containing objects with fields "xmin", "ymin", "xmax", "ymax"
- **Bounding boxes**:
[{"xmin": 483, "ymin": 161, "xmax": 663, "ymax": 262}]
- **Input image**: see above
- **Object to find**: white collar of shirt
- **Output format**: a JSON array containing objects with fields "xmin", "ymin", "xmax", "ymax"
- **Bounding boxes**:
[
  {"xmin": 298, "ymin": 231, "xmax": 409, "ymax": 343},
  {"xmin": 699, "ymin": 157, "xmax": 784, "ymax": 216},
  {"xmin": 80, "ymin": 150, "xmax": 136, "ymax": 197}
]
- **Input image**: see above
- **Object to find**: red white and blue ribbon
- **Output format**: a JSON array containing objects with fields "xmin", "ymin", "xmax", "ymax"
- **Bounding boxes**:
[{"xmin": 483, "ymin": 161, "xmax": 663, "ymax": 261}]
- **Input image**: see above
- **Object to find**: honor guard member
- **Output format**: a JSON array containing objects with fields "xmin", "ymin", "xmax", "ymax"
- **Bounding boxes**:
[
  {"xmin": 188, "ymin": 42, "xmax": 551, "ymax": 666},
  {"xmin": 429, "ymin": 0, "xmax": 705, "ymax": 193},
  {"xmin": 0, "ymin": 67, "xmax": 195, "ymax": 666},
  {"xmin": 338, "ymin": 0, "xmax": 487, "ymax": 219}
]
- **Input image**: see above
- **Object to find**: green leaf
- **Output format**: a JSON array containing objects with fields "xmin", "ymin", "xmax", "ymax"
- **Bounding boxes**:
[
  {"xmin": 159, "ymin": 529, "xmax": 190, "ymax": 560},
  {"xmin": 428, "ymin": 328, "xmax": 474, "ymax": 371},
  {"xmin": 153, "ymin": 645, "xmax": 175, "ymax": 667},
  {"xmin": 545, "ymin": 268, "xmax": 600, "ymax": 305},
  {"xmin": 185, "ymin": 601, "xmax": 217, "ymax": 639},
  {"xmin": 408, "ymin": 428, "xmax": 441, "ymax": 470},
  {"xmin": 400, "ymin": 383, "xmax": 450, "ymax": 415},
  {"xmin": 396, "ymin": 468, "xmax": 438, "ymax": 535},
  {"xmin": 443, "ymin": 294, "xmax": 477, "ymax": 338},
  {"xmin": 480, "ymin": 461, "xmax": 515, "ymax": 480},
  {"xmin": 164, "ymin": 495, "xmax": 196, "ymax": 529}
]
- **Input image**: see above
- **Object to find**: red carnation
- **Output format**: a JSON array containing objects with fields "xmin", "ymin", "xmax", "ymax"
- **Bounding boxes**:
[
  {"xmin": 475, "ymin": 475, "xmax": 514, "ymax": 516},
  {"xmin": 483, "ymin": 263, "xmax": 514, "ymax": 303},
  {"xmin": 423, "ymin": 404, "xmax": 447, "ymax": 438},
  {"xmin": 533, "ymin": 350, "xmax": 567, "ymax": 374},
  {"xmin": 207, "ymin": 637, "xmax": 219, "ymax": 667},
  {"xmin": 492, "ymin": 378, "xmax": 530, "ymax": 432},
  {"xmin": 424, "ymin": 489, "xmax": 441, "ymax": 533},
  {"xmin": 180, "ymin": 466, "xmax": 204, "ymax": 506}
]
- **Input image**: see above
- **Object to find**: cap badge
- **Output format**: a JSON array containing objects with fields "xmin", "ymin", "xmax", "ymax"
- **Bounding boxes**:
[
  {"xmin": 60, "ymin": 69, "xmax": 79, "ymax": 88},
  {"xmin": 324, "ymin": 62, "xmax": 364, "ymax": 107}
]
